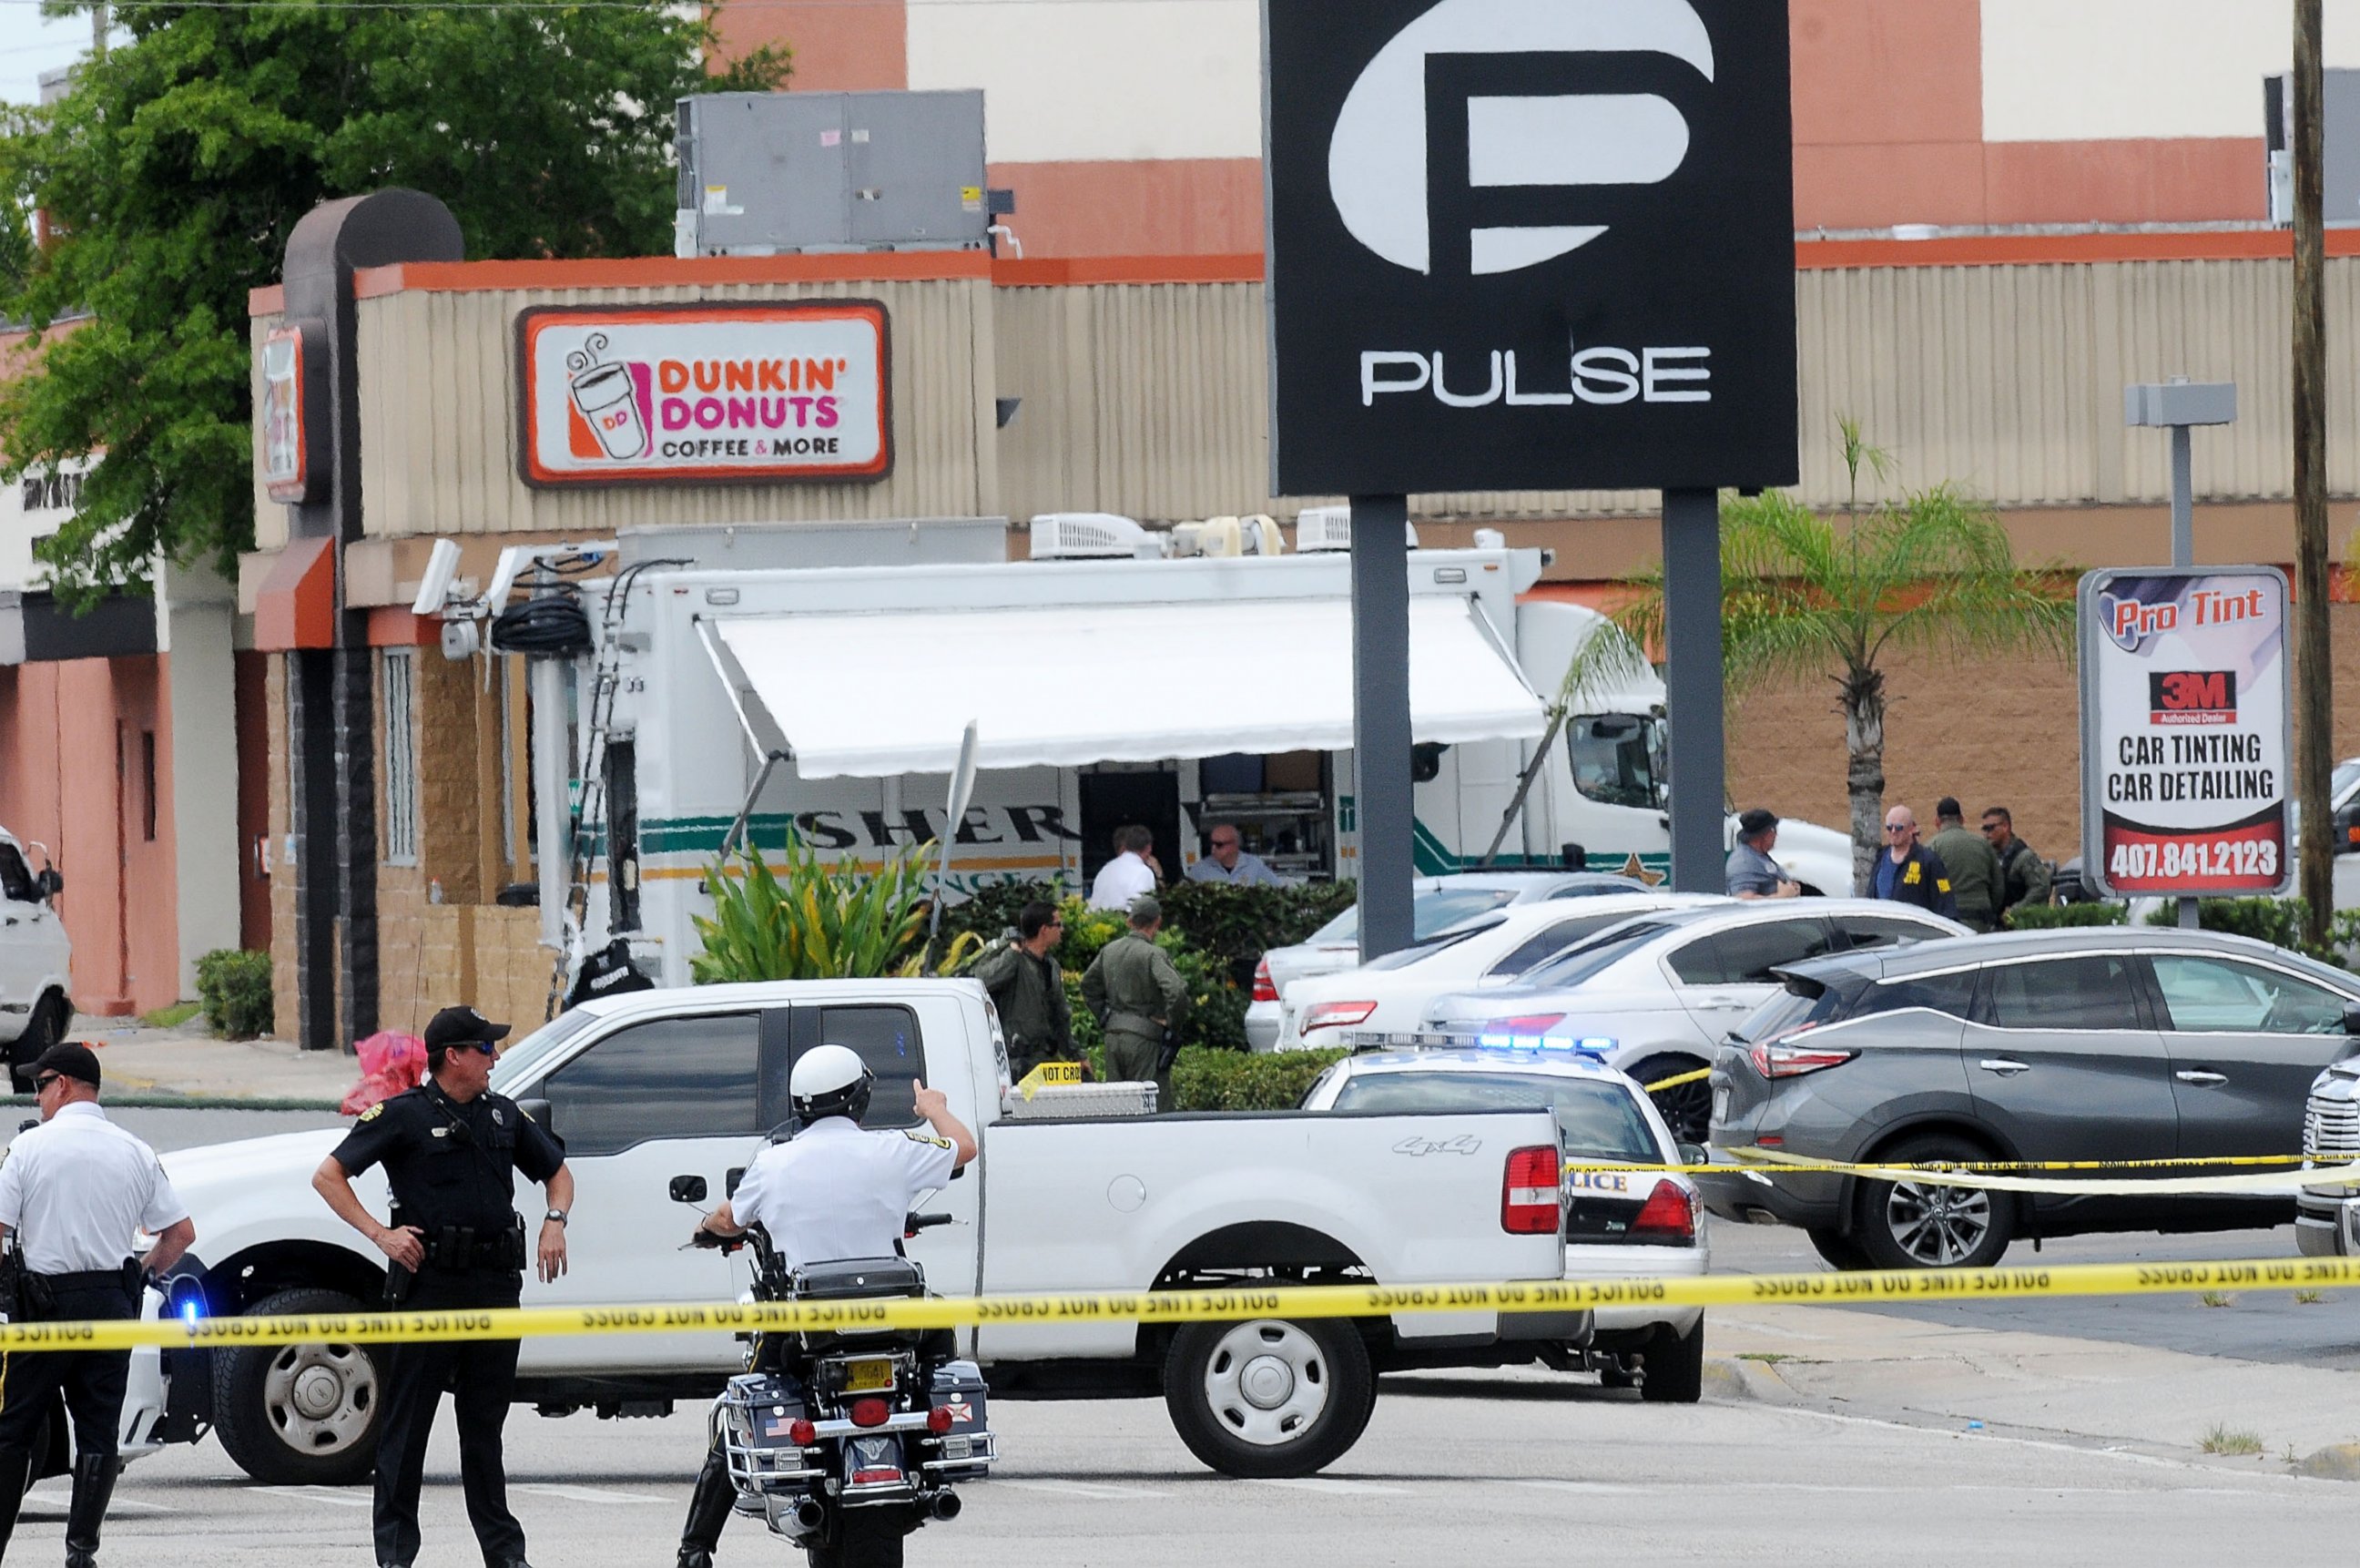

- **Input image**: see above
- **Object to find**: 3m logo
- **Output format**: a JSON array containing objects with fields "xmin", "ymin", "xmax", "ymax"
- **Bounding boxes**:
[
  {"xmin": 2149, "ymin": 670, "xmax": 2237, "ymax": 728},
  {"xmin": 1327, "ymin": 0, "xmax": 1715, "ymax": 276}
]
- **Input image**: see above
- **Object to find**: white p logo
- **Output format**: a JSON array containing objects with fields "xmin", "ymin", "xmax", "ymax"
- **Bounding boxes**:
[{"xmin": 1327, "ymin": 0, "xmax": 1715, "ymax": 276}]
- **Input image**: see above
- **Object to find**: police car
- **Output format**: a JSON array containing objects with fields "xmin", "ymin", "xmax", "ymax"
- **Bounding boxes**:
[{"xmin": 1297, "ymin": 1034, "xmax": 1708, "ymax": 1401}]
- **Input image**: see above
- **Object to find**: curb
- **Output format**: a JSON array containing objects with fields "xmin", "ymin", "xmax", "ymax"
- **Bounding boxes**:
[
  {"xmin": 1703, "ymin": 1356, "xmax": 1802, "ymax": 1404},
  {"xmin": 0, "ymin": 1095, "xmax": 343, "ymax": 1114}
]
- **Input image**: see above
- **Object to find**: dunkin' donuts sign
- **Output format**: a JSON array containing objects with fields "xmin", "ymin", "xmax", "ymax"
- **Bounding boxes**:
[{"xmin": 517, "ymin": 302, "xmax": 890, "ymax": 486}]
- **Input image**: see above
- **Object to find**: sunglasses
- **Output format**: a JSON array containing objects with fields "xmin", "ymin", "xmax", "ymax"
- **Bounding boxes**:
[
  {"xmin": 1979, "ymin": 822, "xmax": 2005, "ymax": 834},
  {"xmin": 1884, "ymin": 824, "xmax": 1912, "ymax": 835},
  {"xmin": 33, "ymin": 1074, "xmax": 59, "ymax": 1093},
  {"xmin": 448, "ymin": 1041, "xmax": 498, "ymax": 1058}
]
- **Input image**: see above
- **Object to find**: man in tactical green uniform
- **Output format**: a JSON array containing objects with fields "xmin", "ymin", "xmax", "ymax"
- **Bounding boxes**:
[
  {"xmin": 1082, "ymin": 895, "xmax": 1190, "ymax": 1111},
  {"xmin": 971, "ymin": 901, "xmax": 1075, "ymax": 1078}
]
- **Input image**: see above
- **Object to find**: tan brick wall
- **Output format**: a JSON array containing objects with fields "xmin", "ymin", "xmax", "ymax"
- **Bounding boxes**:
[{"xmin": 1727, "ymin": 603, "xmax": 2360, "ymax": 890}]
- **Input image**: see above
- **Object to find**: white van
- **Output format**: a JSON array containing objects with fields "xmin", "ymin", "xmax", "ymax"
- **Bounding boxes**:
[{"xmin": 0, "ymin": 826, "xmax": 69, "ymax": 1092}]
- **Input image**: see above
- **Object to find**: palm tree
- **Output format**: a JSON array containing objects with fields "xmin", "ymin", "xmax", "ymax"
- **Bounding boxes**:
[{"xmin": 1584, "ymin": 421, "xmax": 2075, "ymax": 892}]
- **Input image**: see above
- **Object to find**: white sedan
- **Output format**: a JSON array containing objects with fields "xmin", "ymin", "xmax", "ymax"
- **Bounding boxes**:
[
  {"xmin": 1423, "ymin": 900, "xmax": 1972, "ymax": 1143},
  {"xmin": 1275, "ymin": 892, "xmax": 1723, "ymax": 1050},
  {"xmin": 1300, "ymin": 1044, "xmax": 1710, "ymax": 1400}
]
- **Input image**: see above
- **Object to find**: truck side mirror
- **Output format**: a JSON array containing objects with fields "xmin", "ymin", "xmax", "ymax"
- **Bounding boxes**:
[
  {"xmin": 34, "ymin": 869, "xmax": 59, "ymax": 901},
  {"xmin": 2343, "ymin": 1003, "xmax": 2360, "ymax": 1037},
  {"xmin": 2336, "ymin": 805, "xmax": 2360, "ymax": 856},
  {"xmin": 516, "ymin": 1098, "xmax": 553, "ymax": 1136}
]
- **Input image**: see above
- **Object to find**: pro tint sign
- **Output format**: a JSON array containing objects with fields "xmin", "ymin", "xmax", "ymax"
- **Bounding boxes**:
[
  {"xmin": 517, "ymin": 302, "xmax": 890, "ymax": 486},
  {"xmin": 1263, "ymin": 0, "xmax": 1798, "ymax": 494},
  {"xmin": 2079, "ymin": 568, "xmax": 2291, "ymax": 898}
]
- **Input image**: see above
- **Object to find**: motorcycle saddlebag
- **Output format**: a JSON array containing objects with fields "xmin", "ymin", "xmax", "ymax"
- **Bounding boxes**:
[{"xmin": 790, "ymin": 1257, "xmax": 925, "ymax": 1300}]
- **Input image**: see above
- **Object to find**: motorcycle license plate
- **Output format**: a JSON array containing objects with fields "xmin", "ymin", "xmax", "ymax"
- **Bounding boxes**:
[{"xmin": 843, "ymin": 1358, "xmax": 896, "ymax": 1393}]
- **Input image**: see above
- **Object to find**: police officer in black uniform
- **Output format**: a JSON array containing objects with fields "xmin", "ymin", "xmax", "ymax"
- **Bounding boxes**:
[{"xmin": 312, "ymin": 1007, "xmax": 572, "ymax": 1568}]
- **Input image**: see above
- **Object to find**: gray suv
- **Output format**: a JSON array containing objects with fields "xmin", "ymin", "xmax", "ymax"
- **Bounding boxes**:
[{"xmin": 1702, "ymin": 928, "xmax": 2360, "ymax": 1269}]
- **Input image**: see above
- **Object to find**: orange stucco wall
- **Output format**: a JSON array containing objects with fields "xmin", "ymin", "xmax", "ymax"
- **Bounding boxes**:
[{"xmin": 0, "ymin": 655, "xmax": 181, "ymax": 1015}]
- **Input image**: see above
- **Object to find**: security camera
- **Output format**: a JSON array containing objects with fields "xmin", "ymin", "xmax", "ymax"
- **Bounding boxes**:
[{"xmin": 411, "ymin": 539, "xmax": 462, "ymax": 616}]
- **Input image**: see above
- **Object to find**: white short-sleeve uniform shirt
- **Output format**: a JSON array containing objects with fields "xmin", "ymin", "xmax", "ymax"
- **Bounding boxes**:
[{"xmin": 728, "ymin": 1115, "xmax": 957, "ymax": 1273}]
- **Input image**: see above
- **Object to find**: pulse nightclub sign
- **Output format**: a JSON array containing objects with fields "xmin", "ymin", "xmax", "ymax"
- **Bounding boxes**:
[
  {"xmin": 2078, "ymin": 566, "xmax": 2293, "ymax": 898},
  {"xmin": 1263, "ymin": 0, "xmax": 1799, "ymax": 494}
]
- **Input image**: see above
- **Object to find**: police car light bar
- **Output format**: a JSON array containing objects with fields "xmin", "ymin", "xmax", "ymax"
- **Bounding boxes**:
[{"xmin": 1345, "ymin": 1029, "xmax": 1614, "ymax": 1060}]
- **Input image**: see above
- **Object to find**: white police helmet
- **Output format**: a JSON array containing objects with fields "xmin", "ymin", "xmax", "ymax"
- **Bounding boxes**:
[{"xmin": 790, "ymin": 1044, "xmax": 874, "ymax": 1123}]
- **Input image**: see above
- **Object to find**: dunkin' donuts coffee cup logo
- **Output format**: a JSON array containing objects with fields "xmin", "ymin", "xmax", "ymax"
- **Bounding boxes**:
[{"xmin": 520, "ymin": 302, "xmax": 891, "ymax": 486}]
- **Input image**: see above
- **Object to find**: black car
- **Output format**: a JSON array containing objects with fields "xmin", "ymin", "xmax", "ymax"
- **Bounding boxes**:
[{"xmin": 1701, "ymin": 927, "xmax": 2360, "ymax": 1269}]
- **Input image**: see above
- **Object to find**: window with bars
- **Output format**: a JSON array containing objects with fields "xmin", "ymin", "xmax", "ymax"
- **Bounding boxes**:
[{"xmin": 382, "ymin": 649, "xmax": 418, "ymax": 865}]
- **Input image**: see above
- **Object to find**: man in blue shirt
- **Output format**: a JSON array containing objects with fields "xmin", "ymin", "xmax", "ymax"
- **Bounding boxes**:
[
  {"xmin": 1725, "ymin": 809, "xmax": 1799, "ymax": 899},
  {"xmin": 1874, "ymin": 805, "xmax": 1958, "ymax": 918}
]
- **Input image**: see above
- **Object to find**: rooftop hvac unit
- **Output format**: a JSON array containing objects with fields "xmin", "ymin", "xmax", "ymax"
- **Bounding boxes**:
[
  {"xmin": 1030, "ymin": 514, "xmax": 1166, "ymax": 560},
  {"xmin": 1295, "ymin": 505, "xmax": 1419, "ymax": 553},
  {"xmin": 675, "ymin": 90, "xmax": 991, "ymax": 257}
]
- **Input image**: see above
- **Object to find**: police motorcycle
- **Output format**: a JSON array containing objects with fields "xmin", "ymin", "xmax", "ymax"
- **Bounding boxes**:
[{"xmin": 682, "ymin": 1200, "xmax": 994, "ymax": 1568}]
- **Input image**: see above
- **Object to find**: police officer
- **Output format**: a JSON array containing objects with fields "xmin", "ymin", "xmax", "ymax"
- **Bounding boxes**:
[
  {"xmin": 673, "ymin": 1046, "xmax": 976, "ymax": 1568},
  {"xmin": 1081, "ymin": 895, "xmax": 1190, "ymax": 1109},
  {"xmin": 312, "ymin": 1006, "xmax": 572, "ymax": 1568},
  {"xmin": 0, "ymin": 1043, "xmax": 194, "ymax": 1568}
]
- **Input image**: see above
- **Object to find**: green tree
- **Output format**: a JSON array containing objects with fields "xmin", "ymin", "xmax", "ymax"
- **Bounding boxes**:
[
  {"xmin": 1591, "ymin": 421, "xmax": 2074, "ymax": 892},
  {"xmin": 0, "ymin": 2, "xmax": 787, "ymax": 598}
]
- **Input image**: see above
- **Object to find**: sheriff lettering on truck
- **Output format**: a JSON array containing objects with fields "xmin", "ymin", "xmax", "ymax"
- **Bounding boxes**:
[{"xmin": 133, "ymin": 977, "xmax": 1580, "ymax": 1483}]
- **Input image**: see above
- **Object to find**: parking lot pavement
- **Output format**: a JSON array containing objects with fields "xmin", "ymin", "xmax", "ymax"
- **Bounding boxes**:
[{"xmin": 47, "ymin": 1366, "xmax": 2358, "ymax": 1568}]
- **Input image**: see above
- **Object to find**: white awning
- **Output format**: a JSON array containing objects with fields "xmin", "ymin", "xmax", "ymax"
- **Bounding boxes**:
[{"xmin": 712, "ymin": 596, "xmax": 1546, "ymax": 779}]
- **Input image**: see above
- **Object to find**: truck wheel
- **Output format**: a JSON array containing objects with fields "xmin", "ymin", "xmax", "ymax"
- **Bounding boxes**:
[
  {"xmin": 10, "ymin": 993, "xmax": 65, "ymax": 1094},
  {"xmin": 1627, "ymin": 1054, "xmax": 1711, "ymax": 1145},
  {"xmin": 211, "ymin": 1288, "xmax": 382, "ymax": 1486},
  {"xmin": 1163, "ymin": 1318, "xmax": 1374, "ymax": 1479},
  {"xmin": 1850, "ymin": 1135, "xmax": 2014, "ymax": 1271},
  {"xmin": 1638, "ymin": 1319, "xmax": 1704, "ymax": 1404},
  {"xmin": 806, "ymin": 1512, "xmax": 904, "ymax": 1568}
]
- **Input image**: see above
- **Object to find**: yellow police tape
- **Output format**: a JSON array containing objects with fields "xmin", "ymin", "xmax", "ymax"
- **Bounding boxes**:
[
  {"xmin": 1643, "ymin": 1067, "xmax": 1712, "ymax": 1093},
  {"xmin": 12, "ymin": 1257, "xmax": 2360, "ymax": 1352},
  {"xmin": 1014, "ymin": 1062, "xmax": 1083, "ymax": 1100},
  {"xmin": 1566, "ymin": 1149, "xmax": 2360, "ymax": 1196}
]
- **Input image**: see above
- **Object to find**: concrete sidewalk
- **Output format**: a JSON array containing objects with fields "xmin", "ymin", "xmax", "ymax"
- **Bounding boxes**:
[
  {"xmin": 1707, "ymin": 1300, "xmax": 2360, "ymax": 1476},
  {"xmin": 63, "ymin": 1016, "xmax": 353, "ymax": 1105}
]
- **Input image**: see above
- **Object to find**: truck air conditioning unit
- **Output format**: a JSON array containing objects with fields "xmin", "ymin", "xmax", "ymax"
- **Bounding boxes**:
[
  {"xmin": 1170, "ymin": 515, "xmax": 1285, "ymax": 559},
  {"xmin": 1295, "ymin": 505, "xmax": 1418, "ymax": 553},
  {"xmin": 675, "ymin": 89, "xmax": 991, "ymax": 257},
  {"xmin": 1029, "ymin": 514, "xmax": 1166, "ymax": 561}
]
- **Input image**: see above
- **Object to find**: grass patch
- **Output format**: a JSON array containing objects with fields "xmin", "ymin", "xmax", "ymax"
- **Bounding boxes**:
[
  {"xmin": 2295, "ymin": 1289, "xmax": 2327, "ymax": 1306},
  {"xmin": 140, "ymin": 1001, "xmax": 205, "ymax": 1030},
  {"xmin": 2197, "ymin": 1291, "xmax": 2235, "ymax": 1308},
  {"xmin": 2199, "ymin": 1424, "xmax": 2263, "ymax": 1456}
]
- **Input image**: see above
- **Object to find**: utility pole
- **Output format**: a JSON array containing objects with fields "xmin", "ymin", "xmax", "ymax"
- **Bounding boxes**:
[
  {"xmin": 91, "ymin": 0, "xmax": 107, "ymax": 60},
  {"xmin": 2293, "ymin": 0, "xmax": 2333, "ymax": 945}
]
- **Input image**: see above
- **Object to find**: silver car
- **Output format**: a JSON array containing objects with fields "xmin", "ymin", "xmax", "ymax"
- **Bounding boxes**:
[
  {"xmin": 1704, "ymin": 927, "xmax": 2360, "ymax": 1269},
  {"xmin": 1245, "ymin": 871, "xmax": 1649, "ymax": 1050}
]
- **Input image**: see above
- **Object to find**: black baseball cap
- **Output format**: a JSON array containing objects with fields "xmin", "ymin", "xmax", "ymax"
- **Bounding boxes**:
[
  {"xmin": 422, "ymin": 1006, "xmax": 511, "ymax": 1054},
  {"xmin": 1737, "ymin": 808, "xmax": 1779, "ymax": 838},
  {"xmin": 34, "ymin": 1042, "xmax": 100, "ymax": 1089}
]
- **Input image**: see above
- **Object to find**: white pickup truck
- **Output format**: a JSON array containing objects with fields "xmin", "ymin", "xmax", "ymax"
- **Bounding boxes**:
[{"xmin": 135, "ymin": 978, "xmax": 1577, "ymax": 1481}]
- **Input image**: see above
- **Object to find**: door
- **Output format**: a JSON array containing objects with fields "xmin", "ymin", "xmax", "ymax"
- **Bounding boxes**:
[
  {"xmin": 1663, "ymin": 918, "xmax": 1837, "ymax": 1035},
  {"xmin": 519, "ymin": 1009, "xmax": 773, "ymax": 1374},
  {"xmin": 2148, "ymin": 951, "xmax": 2357, "ymax": 1158},
  {"xmin": 1078, "ymin": 770, "xmax": 1182, "ymax": 889},
  {"xmin": 1961, "ymin": 953, "xmax": 2177, "ymax": 1163}
]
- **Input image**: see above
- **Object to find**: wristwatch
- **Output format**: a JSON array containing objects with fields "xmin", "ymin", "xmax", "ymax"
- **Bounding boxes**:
[{"xmin": 544, "ymin": 1208, "xmax": 569, "ymax": 1227}]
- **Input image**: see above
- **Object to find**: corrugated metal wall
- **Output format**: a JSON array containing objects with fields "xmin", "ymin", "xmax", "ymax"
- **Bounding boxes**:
[
  {"xmin": 996, "ymin": 256, "xmax": 2360, "ymax": 525},
  {"xmin": 347, "ymin": 278, "xmax": 998, "ymax": 538},
  {"xmin": 249, "ymin": 254, "xmax": 2360, "ymax": 548}
]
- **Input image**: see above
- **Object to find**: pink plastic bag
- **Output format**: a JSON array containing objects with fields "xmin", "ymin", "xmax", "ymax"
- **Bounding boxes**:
[{"xmin": 341, "ymin": 1030, "xmax": 427, "ymax": 1116}]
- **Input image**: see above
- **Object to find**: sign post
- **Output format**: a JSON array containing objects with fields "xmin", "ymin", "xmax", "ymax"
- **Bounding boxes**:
[
  {"xmin": 2078, "ymin": 567, "xmax": 2292, "ymax": 904},
  {"xmin": 2122, "ymin": 379, "xmax": 2238, "ymax": 925},
  {"xmin": 1263, "ymin": 0, "xmax": 1800, "ymax": 933}
]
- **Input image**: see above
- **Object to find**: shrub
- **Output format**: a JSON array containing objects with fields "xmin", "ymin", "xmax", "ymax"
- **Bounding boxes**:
[
  {"xmin": 692, "ymin": 835, "xmax": 933, "ymax": 983},
  {"xmin": 1158, "ymin": 881, "xmax": 1358, "ymax": 983},
  {"xmin": 2004, "ymin": 902, "xmax": 2127, "ymax": 931},
  {"xmin": 1170, "ymin": 1046, "xmax": 1348, "ymax": 1111},
  {"xmin": 2139, "ymin": 897, "xmax": 2358, "ymax": 971},
  {"xmin": 195, "ymin": 949, "xmax": 273, "ymax": 1040}
]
